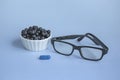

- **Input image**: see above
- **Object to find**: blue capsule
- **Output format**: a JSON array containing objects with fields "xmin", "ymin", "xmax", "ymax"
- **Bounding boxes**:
[{"xmin": 39, "ymin": 55, "xmax": 51, "ymax": 60}]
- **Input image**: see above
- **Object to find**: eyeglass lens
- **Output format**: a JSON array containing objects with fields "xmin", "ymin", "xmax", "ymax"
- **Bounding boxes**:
[
  {"xmin": 54, "ymin": 41, "xmax": 73, "ymax": 55},
  {"xmin": 81, "ymin": 47, "xmax": 102, "ymax": 60}
]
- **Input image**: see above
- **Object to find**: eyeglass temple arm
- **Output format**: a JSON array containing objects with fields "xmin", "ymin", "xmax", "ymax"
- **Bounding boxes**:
[
  {"xmin": 77, "ymin": 33, "xmax": 109, "ymax": 51},
  {"xmin": 77, "ymin": 34, "xmax": 99, "ymax": 45},
  {"xmin": 51, "ymin": 35, "xmax": 83, "ymax": 40}
]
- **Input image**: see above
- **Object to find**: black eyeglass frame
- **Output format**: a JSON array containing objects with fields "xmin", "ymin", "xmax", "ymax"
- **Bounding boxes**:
[{"xmin": 51, "ymin": 33, "xmax": 109, "ymax": 61}]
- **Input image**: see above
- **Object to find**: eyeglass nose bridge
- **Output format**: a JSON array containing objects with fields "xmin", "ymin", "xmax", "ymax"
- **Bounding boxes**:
[{"xmin": 73, "ymin": 46, "xmax": 80, "ymax": 50}]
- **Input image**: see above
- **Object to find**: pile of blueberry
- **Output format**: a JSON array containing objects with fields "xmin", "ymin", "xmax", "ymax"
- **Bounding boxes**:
[{"xmin": 21, "ymin": 26, "xmax": 51, "ymax": 40}]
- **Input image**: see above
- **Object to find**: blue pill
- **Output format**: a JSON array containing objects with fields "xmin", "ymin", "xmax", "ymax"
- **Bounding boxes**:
[{"xmin": 39, "ymin": 55, "xmax": 51, "ymax": 60}]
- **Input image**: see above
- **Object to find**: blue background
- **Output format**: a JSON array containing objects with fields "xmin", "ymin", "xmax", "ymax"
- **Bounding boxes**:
[{"xmin": 0, "ymin": 0, "xmax": 120, "ymax": 80}]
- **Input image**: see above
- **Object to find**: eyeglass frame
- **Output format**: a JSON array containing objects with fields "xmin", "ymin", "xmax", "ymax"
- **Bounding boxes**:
[{"xmin": 51, "ymin": 33, "xmax": 109, "ymax": 61}]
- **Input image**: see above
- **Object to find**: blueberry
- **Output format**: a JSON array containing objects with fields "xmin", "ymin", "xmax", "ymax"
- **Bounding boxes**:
[
  {"xmin": 37, "ymin": 30, "xmax": 41, "ymax": 33},
  {"xmin": 35, "ymin": 32, "xmax": 39, "ymax": 36},
  {"xmin": 47, "ymin": 30, "xmax": 51, "ymax": 34},
  {"xmin": 24, "ymin": 31, "xmax": 28, "ymax": 35},
  {"xmin": 25, "ymin": 28, "xmax": 28, "ymax": 31},
  {"xmin": 26, "ymin": 34, "xmax": 29, "ymax": 37},
  {"xmin": 22, "ymin": 35, "xmax": 27, "ymax": 38},
  {"xmin": 41, "ymin": 33, "xmax": 45, "ymax": 36},
  {"xmin": 46, "ymin": 34, "xmax": 50, "ymax": 38},
  {"xmin": 28, "ymin": 30, "xmax": 36, "ymax": 35},
  {"xmin": 27, "ymin": 30, "xmax": 31, "ymax": 34},
  {"xmin": 21, "ymin": 30, "xmax": 25, "ymax": 34},
  {"xmin": 33, "ymin": 25, "xmax": 38, "ymax": 30},
  {"xmin": 29, "ymin": 26, "xmax": 33, "ymax": 30},
  {"xmin": 42, "ymin": 31, "xmax": 47, "ymax": 36},
  {"xmin": 41, "ymin": 28, "xmax": 46, "ymax": 32},
  {"xmin": 41, "ymin": 36, "xmax": 45, "ymax": 39},
  {"xmin": 32, "ymin": 30, "xmax": 36, "ymax": 34},
  {"xmin": 21, "ymin": 34, "xmax": 25, "ymax": 37},
  {"xmin": 32, "ymin": 35, "xmax": 36, "ymax": 38},
  {"xmin": 34, "ymin": 37, "xmax": 39, "ymax": 40},
  {"xmin": 38, "ymin": 36, "xmax": 41, "ymax": 40},
  {"xmin": 21, "ymin": 30, "xmax": 27, "ymax": 35},
  {"xmin": 30, "ymin": 37, "xmax": 34, "ymax": 40},
  {"xmin": 38, "ymin": 27, "xmax": 42, "ymax": 31}
]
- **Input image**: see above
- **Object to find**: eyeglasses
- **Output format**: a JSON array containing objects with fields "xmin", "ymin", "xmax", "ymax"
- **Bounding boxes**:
[{"xmin": 51, "ymin": 33, "xmax": 109, "ymax": 61}]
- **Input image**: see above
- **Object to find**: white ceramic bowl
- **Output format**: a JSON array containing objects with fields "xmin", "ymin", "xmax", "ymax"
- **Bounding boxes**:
[{"xmin": 20, "ymin": 35, "xmax": 51, "ymax": 51}]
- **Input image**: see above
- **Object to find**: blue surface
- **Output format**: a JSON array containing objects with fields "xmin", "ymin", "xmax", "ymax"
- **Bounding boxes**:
[{"xmin": 0, "ymin": 0, "xmax": 120, "ymax": 80}]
